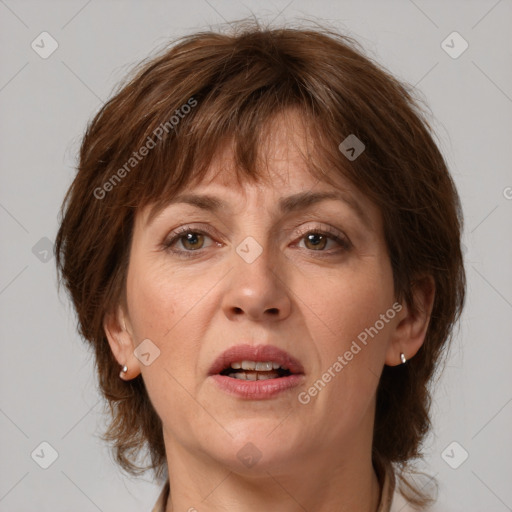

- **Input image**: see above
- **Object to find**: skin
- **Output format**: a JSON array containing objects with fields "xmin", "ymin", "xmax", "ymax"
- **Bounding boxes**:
[{"xmin": 105, "ymin": 109, "xmax": 435, "ymax": 512}]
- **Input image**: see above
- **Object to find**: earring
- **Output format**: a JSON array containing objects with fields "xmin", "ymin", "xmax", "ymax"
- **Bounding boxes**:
[
  {"xmin": 119, "ymin": 365, "xmax": 128, "ymax": 379},
  {"xmin": 400, "ymin": 353, "xmax": 407, "ymax": 364}
]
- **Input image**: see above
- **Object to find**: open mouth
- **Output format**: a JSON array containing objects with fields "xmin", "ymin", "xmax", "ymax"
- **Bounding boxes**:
[
  {"xmin": 209, "ymin": 345, "xmax": 305, "ymax": 399},
  {"xmin": 219, "ymin": 360, "xmax": 293, "ymax": 381}
]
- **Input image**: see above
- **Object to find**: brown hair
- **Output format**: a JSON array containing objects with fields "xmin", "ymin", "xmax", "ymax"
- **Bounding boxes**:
[{"xmin": 54, "ymin": 18, "xmax": 465, "ymax": 507}]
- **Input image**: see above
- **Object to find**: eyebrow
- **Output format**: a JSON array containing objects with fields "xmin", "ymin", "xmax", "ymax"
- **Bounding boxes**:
[{"xmin": 146, "ymin": 191, "xmax": 371, "ymax": 228}]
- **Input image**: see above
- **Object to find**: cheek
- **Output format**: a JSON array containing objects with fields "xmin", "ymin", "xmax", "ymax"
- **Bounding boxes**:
[
  {"xmin": 298, "ymin": 260, "xmax": 395, "ymax": 400},
  {"xmin": 125, "ymin": 258, "xmax": 220, "ymax": 385},
  {"xmin": 311, "ymin": 294, "xmax": 390, "ymax": 383},
  {"xmin": 125, "ymin": 274, "xmax": 174, "ymax": 338},
  {"xmin": 126, "ymin": 258, "xmax": 207, "ymax": 339},
  {"xmin": 305, "ymin": 263, "xmax": 394, "ymax": 348},
  {"xmin": 124, "ymin": 261, "xmax": 211, "ymax": 427}
]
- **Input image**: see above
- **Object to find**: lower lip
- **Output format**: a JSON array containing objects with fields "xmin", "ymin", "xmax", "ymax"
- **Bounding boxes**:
[{"xmin": 210, "ymin": 374, "xmax": 305, "ymax": 400}]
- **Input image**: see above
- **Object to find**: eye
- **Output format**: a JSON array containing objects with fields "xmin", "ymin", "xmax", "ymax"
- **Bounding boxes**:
[
  {"xmin": 294, "ymin": 226, "xmax": 351, "ymax": 254},
  {"xmin": 162, "ymin": 224, "xmax": 351, "ymax": 259},
  {"xmin": 162, "ymin": 226, "xmax": 218, "ymax": 257}
]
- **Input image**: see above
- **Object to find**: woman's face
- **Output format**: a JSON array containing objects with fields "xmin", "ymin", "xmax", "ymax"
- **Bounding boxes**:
[{"xmin": 115, "ymin": 111, "xmax": 405, "ymax": 476}]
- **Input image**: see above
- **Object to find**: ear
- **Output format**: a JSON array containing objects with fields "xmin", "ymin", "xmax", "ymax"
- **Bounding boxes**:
[
  {"xmin": 103, "ymin": 306, "xmax": 141, "ymax": 380},
  {"xmin": 385, "ymin": 276, "xmax": 435, "ymax": 366}
]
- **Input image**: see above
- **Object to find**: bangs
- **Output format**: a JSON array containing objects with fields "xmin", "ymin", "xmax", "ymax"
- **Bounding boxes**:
[
  {"xmin": 143, "ymin": 106, "xmax": 345, "ymax": 227},
  {"xmin": 89, "ymin": 28, "xmax": 370, "ymax": 226}
]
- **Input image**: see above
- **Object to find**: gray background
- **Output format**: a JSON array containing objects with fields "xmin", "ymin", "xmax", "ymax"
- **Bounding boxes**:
[{"xmin": 1, "ymin": 0, "xmax": 511, "ymax": 510}]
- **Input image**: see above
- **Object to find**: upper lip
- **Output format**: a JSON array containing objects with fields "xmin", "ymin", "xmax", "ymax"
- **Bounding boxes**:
[{"xmin": 208, "ymin": 344, "xmax": 305, "ymax": 376}]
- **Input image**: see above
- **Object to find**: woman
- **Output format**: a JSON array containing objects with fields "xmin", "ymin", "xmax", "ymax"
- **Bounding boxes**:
[{"xmin": 55, "ymin": 19, "xmax": 465, "ymax": 512}]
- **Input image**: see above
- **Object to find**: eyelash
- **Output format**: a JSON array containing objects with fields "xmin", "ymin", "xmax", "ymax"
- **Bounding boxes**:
[{"xmin": 162, "ymin": 224, "xmax": 351, "ymax": 259}]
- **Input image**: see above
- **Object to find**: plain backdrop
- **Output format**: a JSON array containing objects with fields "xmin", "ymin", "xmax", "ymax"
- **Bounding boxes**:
[{"xmin": 0, "ymin": 0, "xmax": 511, "ymax": 510}]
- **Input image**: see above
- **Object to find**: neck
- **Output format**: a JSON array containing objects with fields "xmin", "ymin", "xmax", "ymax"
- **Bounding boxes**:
[{"xmin": 163, "ymin": 433, "xmax": 382, "ymax": 512}]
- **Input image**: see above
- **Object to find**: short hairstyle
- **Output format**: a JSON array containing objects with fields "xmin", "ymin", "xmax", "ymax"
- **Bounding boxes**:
[{"xmin": 55, "ymin": 19, "xmax": 466, "ymax": 506}]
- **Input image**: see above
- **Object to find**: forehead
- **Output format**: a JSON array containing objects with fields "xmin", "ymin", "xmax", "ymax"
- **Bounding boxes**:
[
  {"xmin": 138, "ymin": 154, "xmax": 378, "ymax": 236},
  {"xmin": 193, "ymin": 141, "xmax": 316, "ymax": 196},
  {"xmin": 138, "ymin": 107, "xmax": 378, "ymax": 229},
  {"xmin": 173, "ymin": 149, "xmax": 361, "ymax": 212}
]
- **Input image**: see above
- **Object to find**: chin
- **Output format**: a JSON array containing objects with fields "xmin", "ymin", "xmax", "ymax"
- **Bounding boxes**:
[{"xmin": 206, "ymin": 418, "xmax": 306, "ymax": 474}]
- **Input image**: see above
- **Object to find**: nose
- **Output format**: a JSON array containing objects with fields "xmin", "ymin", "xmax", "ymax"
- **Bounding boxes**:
[{"xmin": 221, "ymin": 243, "xmax": 292, "ymax": 323}]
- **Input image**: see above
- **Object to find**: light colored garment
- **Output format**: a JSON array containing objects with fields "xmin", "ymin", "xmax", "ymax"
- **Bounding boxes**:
[
  {"xmin": 151, "ymin": 459, "xmax": 421, "ymax": 512},
  {"xmin": 151, "ymin": 480, "xmax": 169, "ymax": 512}
]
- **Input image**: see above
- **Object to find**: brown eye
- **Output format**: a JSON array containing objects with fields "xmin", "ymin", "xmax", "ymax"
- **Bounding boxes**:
[
  {"xmin": 163, "ymin": 226, "xmax": 217, "ymax": 257},
  {"xmin": 179, "ymin": 232, "xmax": 206, "ymax": 251},
  {"xmin": 296, "ymin": 228, "xmax": 351, "ymax": 254},
  {"xmin": 303, "ymin": 233, "xmax": 329, "ymax": 251}
]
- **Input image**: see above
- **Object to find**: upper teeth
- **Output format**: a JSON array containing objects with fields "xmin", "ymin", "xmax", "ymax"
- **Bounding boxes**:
[{"xmin": 230, "ymin": 360, "xmax": 287, "ymax": 371}]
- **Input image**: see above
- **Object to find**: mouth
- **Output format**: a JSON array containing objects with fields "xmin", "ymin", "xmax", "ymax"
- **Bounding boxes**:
[
  {"xmin": 208, "ymin": 344, "xmax": 305, "ymax": 400},
  {"xmin": 219, "ymin": 360, "xmax": 293, "ymax": 381},
  {"xmin": 209, "ymin": 344, "xmax": 304, "ymax": 377}
]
